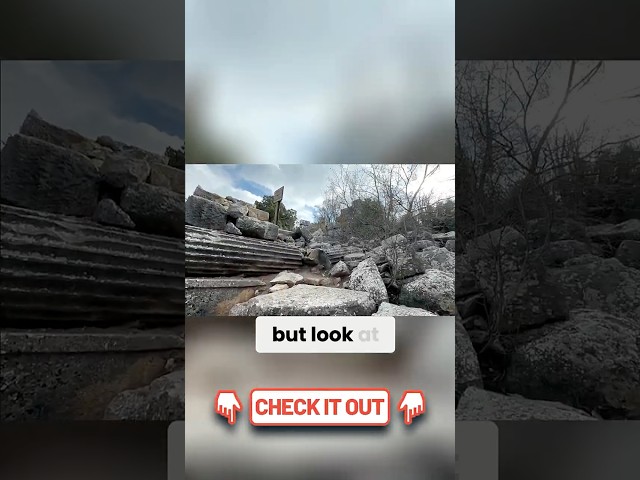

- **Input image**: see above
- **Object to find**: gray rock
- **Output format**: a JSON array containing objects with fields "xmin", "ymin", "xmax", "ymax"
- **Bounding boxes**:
[
  {"xmin": 587, "ymin": 219, "xmax": 640, "ymax": 245},
  {"xmin": 456, "ymin": 387, "xmax": 596, "ymax": 421},
  {"xmin": 236, "ymin": 216, "xmax": 278, "ymax": 241},
  {"xmin": 373, "ymin": 302, "xmax": 436, "ymax": 316},
  {"xmin": 19, "ymin": 109, "xmax": 87, "ymax": 148},
  {"xmin": 119, "ymin": 144, "xmax": 168, "ymax": 166},
  {"xmin": 526, "ymin": 217, "xmax": 587, "ymax": 248},
  {"xmin": 96, "ymin": 135, "xmax": 120, "ymax": 151},
  {"xmin": 269, "ymin": 284, "xmax": 289, "ymax": 293},
  {"xmin": 432, "ymin": 231, "xmax": 455, "ymax": 245},
  {"xmin": 229, "ymin": 284, "xmax": 377, "ymax": 316},
  {"xmin": 385, "ymin": 246, "xmax": 426, "ymax": 279},
  {"xmin": 455, "ymin": 321, "xmax": 483, "ymax": 396},
  {"xmin": 100, "ymin": 153, "xmax": 151, "ymax": 189},
  {"xmin": 344, "ymin": 252, "xmax": 366, "ymax": 261},
  {"xmin": 535, "ymin": 239, "xmax": 592, "ymax": 266},
  {"xmin": 347, "ymin": 258, "xmax": 389, "ymax": 306},
  {"xmin": 505, "ymin": 309, "xmax": 640, "ymax": 416},
  {"xmin": 227, "ymin": 203, "xmax": 249, "ymax": 219},
  {"xmin": 616, "ymin": 240, "xmax": 640, "ymax": 270},
  {"xmin": 417, "ymin": 246, "xmax": 455, "ymax": 275},
  {"xmin": 224, "ymin": 222, "xmax": 242, "ymax": 235},
  {"xmin": 413, "ymin": 239, "xmax": 436, "ymax": 251},
  {"xmin": 1, "ymin": 133, "xmax": 100, "ymax": 217},
  {"xmin": 455, "ymin": 255, "xmax": 481, "ymax": 299},
  {"xmin": 381, "ymin": 234, "xmax": 408, "ymax": 250},
  {"xmin": 329, "ymin": 260, "xmax": 350, "ymax": 277},
  {"xmin": 398, "ymin": 269, "xmax": 455, "ymax": 314},
  {"xmin": 104, "ymin": 370, "xmax": 184, "ymax": 421},
  {"xmin": 93, "ymin": 198, "xmax": 135, "ymax": 229},
  {"xmin": 270, "ymin": 271, "xmax": 304, "ymax": 287},
  {"xmin": 445, "ymin": 239, "xmax": 455, "ymax": 252},
  {"xmin": 185, "ymin": 195, "xmax": 228, "ymax": 230},
  {"xmin": 305, "ymin": 249, "xmax": 332, "ymax": 271},
  {"xmin": 120, "ymin": 183, "xmax": 184, "ymax": 238},
  {"xmin": 193, "ymin": 185, "xmax": 226, "ymax": 203},
  {"xmin": 148, "ymin": 163, "xmax": 184, "ymax": 195}
]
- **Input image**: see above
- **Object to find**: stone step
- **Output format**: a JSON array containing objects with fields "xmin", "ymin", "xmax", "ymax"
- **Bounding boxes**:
[
  {"xmin": 1, "ymin": 204, "xmax": 185, "ymax": 326},
  {"xmin": 186, "ymin": 226, "xmax": 303, "ymax": 276}
]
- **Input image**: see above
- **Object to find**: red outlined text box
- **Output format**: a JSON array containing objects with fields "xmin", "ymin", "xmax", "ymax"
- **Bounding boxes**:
[{"xmin": 250, "ymin": 388, "xmax": 391, "ymax": 426}]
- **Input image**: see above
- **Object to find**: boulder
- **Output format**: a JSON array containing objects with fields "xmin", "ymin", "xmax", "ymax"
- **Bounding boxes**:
[
  {"xmin": 269, "ymin": 284, "xmax": 289, "ymax": 293},
  {"xmin": 432, "ymin": 231, "xmax": 455, "ymax": 245},
  {"xmin": 120, "ymin": 183, "xmax": 184, "ymax": 238},
  {"xmin": 347, "ymin": 258, "xmax": 388, "ymax": 306},
  {"xmin": 247, "ymin": 206, "xmax": 270, "ymax": 222},
  {"xmin": 148, "ymin": 163, "xmax": 184, "ymax": 194},
  {"xmin": 104, "ymin": 370, "xmax": 184, "ymax": 421},
  {"xmin": 413, "ymin": 239, "xmax": 436, "ymax": 251},
  {"xmin": 455, "ymin": 322, "xmax": 483, "ymax": 396},
  {"xmin": 1, "ymin": 133, "xmax": 100, "ymax": 217},
  {"xmin": 417, "ymin": 246, "xmax": 455, "ymax": 275},
  {"xmin": 93, "ymin": 198, "xmax": 135, "ymax": 229},
  {"xmin": 456, "ymin": 387, "xmax": 596, "ymax": 421},
  {"xmin": 227, "ymin": 203, "xmax": 249, "ymax": 219},
  {"xmin": 381, "ymin": 234, "xmax": 408, "ymax": 250},
  {"xmin": 373, "ymin": 302, "xmax": 436, "ymax": 316},
  {"xmin": 185, "ymin": 195, "xmax": 227, "ymax": 230},
  {"xmin": 96, "ymin": 135, "xmax": 120, "ymax": 151},
  {"xmin": 445, "ymin": 239, "xmax": 455, "ymax": 252},
  {"xmin": 616, "ymin": 240, "xmax": 640, "ymax": 270},
  {"xmin": 482, "ymin": 256, "xmax": 640, "ymax": 333},
  {"xmin": 304, "ymin": 249, "xmax": 332, "ymax": 270},
  {"xmin": 329, "ymin": 261, "xmax": 350, "ymax": 278},
  {"xmin": 118, "ymin": 144, "xmax": 168, "ymax": 166},
  {"xmin": 534, "ymin": 240, "xmax": 592, "ymax": 266},
  {"xmin": 505, "ymin": 309, "xmax": 640, "ymax": 416},
  {"xmin": 385, "ymin": 247, "xmax": 426, "ymax": 280},
  {"xmin": 344, "ymin": 252, "xmax": 367, "ymax": 269},
  {"xmin": 398, "ymin": 269, "xmax": 455, "ymax": 314},
  {"xmin": 19, "ymin": 109, "xmax": 87, "ymax": 148},
  {"xmin": 229, "ymin": 284, "xmax": 377, "ymax": 316},
  {"xmin": 100, "ymin": 153, "xmax": 150, "ymax": 188},
  {"xmin": 236, "ymin": 216, "xmax": 278, "ymax": 241},
  {"xmin": 193, "ymin": 185, "xmax": 225, "ymax": 204},
  {"xmin": 224, "ymin": 222, "xmax": 242, "ymax": 235},
  {"xmin": 455, "ymin": 254, "xmax": 481, "ymax": 299},
  {"xmin": 587, "ymin": 219, "xmax": 640, "ymax": 245},
  {"xmin": 270, "ymin": 271, "xmax": 304, "ymax": 287},
  {"xmin": 526, "ymin": 217, "xmax": 587, "ymax": 248}
]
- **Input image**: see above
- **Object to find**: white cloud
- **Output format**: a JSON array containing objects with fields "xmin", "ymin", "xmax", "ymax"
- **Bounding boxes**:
[
  {"xmin": 186, "ymin": 0, "xmax": 454, "ymax": 164},
  {"xmin": 186, "ymin": 163, "xmax": 455, "ymax": 223}
]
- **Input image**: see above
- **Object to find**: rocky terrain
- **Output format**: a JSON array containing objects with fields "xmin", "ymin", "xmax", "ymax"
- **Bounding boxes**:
[
  {"xmin": 185, "ymin": 186, "xmax": 456, "ymax": 316},
  {"xmin": 455, "ymin": 218, "xmax": 640, "ymax": 421},
  {"xmin": 0, "ymin": 111, "xmax": 185, "ymax": 421}
]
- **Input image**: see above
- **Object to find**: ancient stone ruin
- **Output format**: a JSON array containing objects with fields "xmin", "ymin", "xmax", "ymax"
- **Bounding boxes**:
[
  {"xmin": 0, "ymin": 110, "xmax": 184, "ymax": 421},
  {"xmin": 185, "ymin": 185, "xmax": 456, "ymax": 316}
]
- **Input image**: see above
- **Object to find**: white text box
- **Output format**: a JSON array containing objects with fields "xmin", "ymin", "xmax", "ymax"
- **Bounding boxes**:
[{"xmin": 256, "ymin": 316, "xmax": 395, "ymax": 353}]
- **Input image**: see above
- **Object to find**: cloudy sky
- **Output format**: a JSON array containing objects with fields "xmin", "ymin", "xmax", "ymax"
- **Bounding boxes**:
[
  {"xmin": 186, "ymin": 0, "xmax": 454, "ymax": 164},
  {"xmin": 1, "ymin": 61, "xmax": 184, "ymax": 153},
  {"xmin": 186, "ymin": 163, "xmax": 454, "ymax": 222}
]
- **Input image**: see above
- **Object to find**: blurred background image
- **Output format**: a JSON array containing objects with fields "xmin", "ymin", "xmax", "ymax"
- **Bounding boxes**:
[
  {"xmin": 185, "ymin": 317, "xmax": 455, "ymax": 479},
  {"xmin": 0, "ymin": 61, "xmax": 186, "ymax": 422},
  {"xmin": 185, "ymin": 0, "xmax": 454, "ymax": 165}
]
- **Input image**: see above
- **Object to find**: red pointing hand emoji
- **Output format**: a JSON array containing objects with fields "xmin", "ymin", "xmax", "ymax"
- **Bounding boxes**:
[
  {"xmin": 215, "ymin": 390, "xmax": 242, "ymax": 425},
  {"xmin": 398, "ymin": 390, "xmax": 425, "ymax": 425}
]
